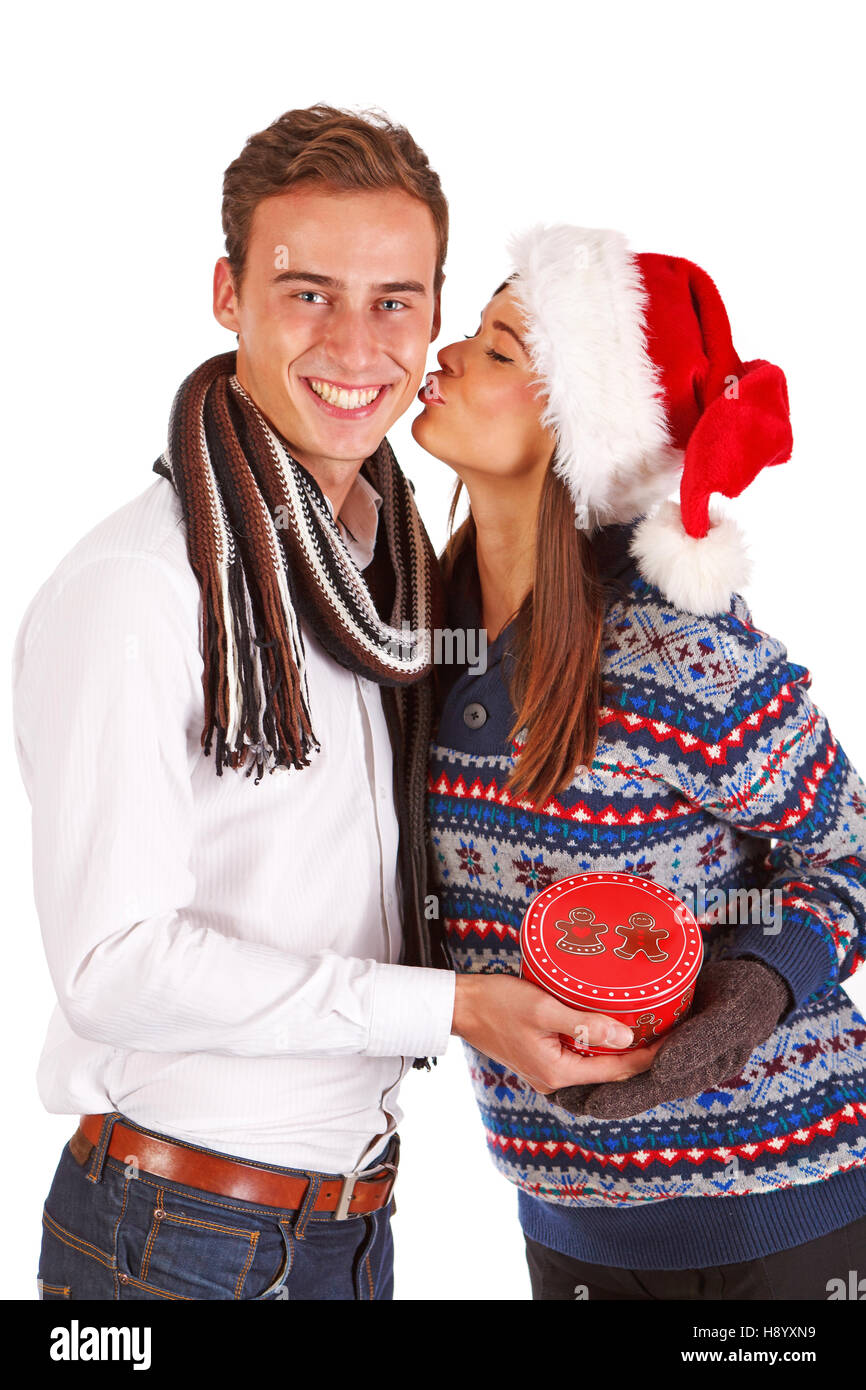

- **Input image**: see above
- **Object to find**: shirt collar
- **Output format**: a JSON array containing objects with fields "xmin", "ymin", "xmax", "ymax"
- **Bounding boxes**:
[{"xmin": 322, "ymin": 468, "xmax": 383, "ymax": 572}]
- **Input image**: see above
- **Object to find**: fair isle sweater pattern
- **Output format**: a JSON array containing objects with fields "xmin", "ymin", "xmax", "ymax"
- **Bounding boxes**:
[{"xmin": 427, "ymin": 525, "xmax": 866, "ymax": 1219}]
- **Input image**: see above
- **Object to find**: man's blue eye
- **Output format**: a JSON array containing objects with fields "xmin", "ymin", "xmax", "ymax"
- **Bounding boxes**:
[{"xmin": 381, "ymin": 300, "xmax": 404, "ymax": 311}]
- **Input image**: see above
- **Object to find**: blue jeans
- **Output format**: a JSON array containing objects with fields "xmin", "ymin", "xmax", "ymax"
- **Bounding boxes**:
[{"xmin": 37, "ymin": 1113, "xmax": 395, "ymax": 1301}]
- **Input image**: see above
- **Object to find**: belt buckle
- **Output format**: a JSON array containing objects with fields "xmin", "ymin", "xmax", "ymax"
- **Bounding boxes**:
[{"xmin": 333, "ymin": 1160, "xmax": 398, "ymax": 1220}]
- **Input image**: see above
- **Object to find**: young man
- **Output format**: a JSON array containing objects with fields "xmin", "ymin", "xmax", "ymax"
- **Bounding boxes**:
[{"xmin": 12, "ymin": 105, "xmax": 651, "ymax": 1302}]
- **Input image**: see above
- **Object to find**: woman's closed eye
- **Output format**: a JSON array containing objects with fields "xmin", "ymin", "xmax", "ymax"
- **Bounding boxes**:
[{"xmin": 462, "ymin": 333, "xmax": 512, "ymax": 364}]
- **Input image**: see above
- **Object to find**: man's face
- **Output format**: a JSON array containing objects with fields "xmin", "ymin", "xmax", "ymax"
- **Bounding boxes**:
[{"xmin": 213, "ymin": 184, "xmax": 441, "ymax": 481}]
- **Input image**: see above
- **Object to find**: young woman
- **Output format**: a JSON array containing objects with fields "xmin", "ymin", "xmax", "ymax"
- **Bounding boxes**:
[{"xmin": 413, "ymin": 225, "xmax": 866, "ymax": 1300}]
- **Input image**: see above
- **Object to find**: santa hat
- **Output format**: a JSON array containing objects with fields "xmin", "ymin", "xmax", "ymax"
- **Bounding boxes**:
[{"xmin": 506, "ymin": 225, "xmax": 793, "ymax": 615}]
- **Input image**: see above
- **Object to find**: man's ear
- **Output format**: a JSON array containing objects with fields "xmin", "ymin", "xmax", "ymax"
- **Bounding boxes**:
[
  {"xmin": 213, "ymin": 257, "xmax": 240, "ymax": 334},
  {"xmin": 430, "ymin": 279, "xmax": 443, "ymax": 340}
]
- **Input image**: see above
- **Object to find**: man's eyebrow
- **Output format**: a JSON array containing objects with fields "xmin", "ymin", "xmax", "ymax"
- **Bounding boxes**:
[
  {"xmin": 271, "ymin": 271, "xmax": 339, "ymax": 287},
  {"xmin": 376, "ymin": 280, "xmax": 427, "ymax": 295},
  {"xmin": 491, "ymin": 319, "xmax": 528, "ymax": 353},
  {"xmin": 270, "ymin": 270, "xmax": 427, "ymax": 294}
]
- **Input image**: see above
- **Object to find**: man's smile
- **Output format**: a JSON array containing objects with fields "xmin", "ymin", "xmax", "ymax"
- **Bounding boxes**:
[{"xmin": 302, "ymin": 376, "xmax": 394, "ymax": 418}]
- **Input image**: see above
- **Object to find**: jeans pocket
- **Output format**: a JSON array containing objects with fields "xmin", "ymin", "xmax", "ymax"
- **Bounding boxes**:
[
  {"xmin": 37, "ymin": 1276, "xmax": 71, "ymax": 1300},
  {"xmin": 246, "ymin": 1218, "xmax": 294, "ymax": 1301},
  {"xmin": 115, "ymin": 1181, "xmax": 265, "ymax": 1301},
  {"xmin": 353, "ymin": 1209, "xmax": 394, "ymax": 1300},
  {"xmin": 39, "ymin": 1206, "xmax": 116, "ymax": 1301}
]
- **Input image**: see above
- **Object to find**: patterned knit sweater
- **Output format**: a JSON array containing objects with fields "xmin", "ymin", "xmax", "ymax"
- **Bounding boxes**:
[{"xmin": 427, "ymin": 520, "xmax": 866, "ymax": 1270}]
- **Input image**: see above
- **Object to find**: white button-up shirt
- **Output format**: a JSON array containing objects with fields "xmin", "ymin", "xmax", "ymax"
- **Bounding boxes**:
[{"xmin": 11, "ymin": 467, "xmax": 455, "ymax": 1175}]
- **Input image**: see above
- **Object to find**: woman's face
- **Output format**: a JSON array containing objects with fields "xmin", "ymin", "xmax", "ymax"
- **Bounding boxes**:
[{"xmin": 411, "ymin": 285, "xmax": 556, "ymax": 481}]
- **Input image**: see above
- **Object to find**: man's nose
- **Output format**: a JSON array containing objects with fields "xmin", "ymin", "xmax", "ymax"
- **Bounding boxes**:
[{"xmin": 322, "ymin": 308, "xmax": 380, "ymax": 374}]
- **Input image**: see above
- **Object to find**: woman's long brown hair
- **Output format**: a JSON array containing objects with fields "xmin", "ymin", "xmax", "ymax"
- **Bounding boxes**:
[{"xmin": 440, "ymin": 461, "xmax": 608, "ymax": 808}]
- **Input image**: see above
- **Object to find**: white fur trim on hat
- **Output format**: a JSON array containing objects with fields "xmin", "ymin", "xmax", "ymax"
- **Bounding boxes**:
[
  {"xmin": 599, "ymin": 444, "xmax": 684, "ymax": 524},
  {"xmin": 507, "ymin": 224, "xmax": 673, "ymax": 526},
  {"xmin": 629, "ymin": 499, "xmax": 752, "ymax": 615}
]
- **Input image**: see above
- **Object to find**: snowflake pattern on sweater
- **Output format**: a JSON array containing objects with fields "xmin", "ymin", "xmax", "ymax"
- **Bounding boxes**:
[{"xmin": 427, "ymin": 522, "xmax": 866, "ymax": 1258}]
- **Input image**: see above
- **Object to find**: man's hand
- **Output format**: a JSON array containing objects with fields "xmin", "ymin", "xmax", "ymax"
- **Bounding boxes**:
[
  {"xmin": 451, "ymin": 973, "xmax": 664, "ymax": 1094},
  {"xmin": 548, "ymin": 958, "xmax": 793, "ymax": 1121}
]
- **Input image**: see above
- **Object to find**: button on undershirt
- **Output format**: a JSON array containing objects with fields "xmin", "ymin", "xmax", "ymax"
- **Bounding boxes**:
[{"xmin": 463, "ymin": 702, "xmax": 488, "ymax": 729}]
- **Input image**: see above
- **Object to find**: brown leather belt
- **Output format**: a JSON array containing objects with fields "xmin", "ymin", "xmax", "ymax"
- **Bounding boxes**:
[{"xmin": 73, "ymin": 1114, "xmax": 398, "ymax": 1220}]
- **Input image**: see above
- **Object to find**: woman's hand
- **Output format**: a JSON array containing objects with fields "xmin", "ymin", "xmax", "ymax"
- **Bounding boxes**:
[
  {"xmin": 451, "ymin": 973, "xmax": 664, "ymax": 1095},
  {"xmin": 549, "ymin": 958, "xmax": 793, "ymax": 1120}
]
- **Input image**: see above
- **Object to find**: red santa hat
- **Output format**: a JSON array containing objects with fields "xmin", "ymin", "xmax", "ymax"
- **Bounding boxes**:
[{"xmin": 506, "ymin": 225, "xmax": 793, "ymax": 615}]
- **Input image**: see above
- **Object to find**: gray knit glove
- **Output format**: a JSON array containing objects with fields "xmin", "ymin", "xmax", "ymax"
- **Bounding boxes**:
[{"xmin": 550, "ymin": 958, "xmax": 793, "ymax": 1121}]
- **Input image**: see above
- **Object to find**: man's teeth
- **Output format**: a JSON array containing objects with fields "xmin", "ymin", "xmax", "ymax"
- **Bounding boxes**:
[{"xmin": 308, "ymin": 379, "xmax": 382, "ymax": 410}]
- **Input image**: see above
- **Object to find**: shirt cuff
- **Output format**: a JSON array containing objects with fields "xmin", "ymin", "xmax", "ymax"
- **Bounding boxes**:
[{"xmin": 365, "ymin": 963, "xmax": 456, "ymax": 1058}]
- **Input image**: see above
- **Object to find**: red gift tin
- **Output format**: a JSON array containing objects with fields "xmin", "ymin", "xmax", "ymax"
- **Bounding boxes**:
[{"xmin": 519, "ymin": 872, "xmax": 703, "ymax": 1055}]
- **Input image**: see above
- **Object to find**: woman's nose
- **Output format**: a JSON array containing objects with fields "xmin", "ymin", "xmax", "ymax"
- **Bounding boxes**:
[{"xmin": 436, "ymin": 339, "xmax": 463, "ymax": 374}]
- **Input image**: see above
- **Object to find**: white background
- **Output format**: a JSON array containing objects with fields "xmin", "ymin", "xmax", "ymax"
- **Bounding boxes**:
[{"xmin": 3, "ymin": 0, "xmax": 865, "ymax": 1302}]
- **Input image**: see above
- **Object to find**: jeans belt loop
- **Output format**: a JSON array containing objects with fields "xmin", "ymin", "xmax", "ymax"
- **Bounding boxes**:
[
  {"xmin": 293, "ymin": 1173, "xmax": 323, "ymax": 1239},
  {"xmin": 85, "ymin": 1112, "xmax": 122, "ymax": 1186}
]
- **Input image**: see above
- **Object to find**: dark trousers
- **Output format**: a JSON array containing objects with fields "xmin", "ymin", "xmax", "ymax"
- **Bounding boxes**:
[
  {"xmin": 524, "ymin": 1212, "xmax": 866, "ymax": 1300},
  {"xmin": 37, "ymin": 1116, "xmax": 396, "ymax": 1301}
]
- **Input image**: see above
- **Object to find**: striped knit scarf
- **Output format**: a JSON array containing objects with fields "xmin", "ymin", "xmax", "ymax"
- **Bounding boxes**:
[{"xmin": 151, "ymin": 350, "xmax": 447, "ymax": 975}]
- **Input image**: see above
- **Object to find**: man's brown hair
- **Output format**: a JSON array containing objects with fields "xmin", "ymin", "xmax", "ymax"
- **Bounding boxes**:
[{"xmin": 222, "ymin": 104, "xmax": 448, "ymax": 296}]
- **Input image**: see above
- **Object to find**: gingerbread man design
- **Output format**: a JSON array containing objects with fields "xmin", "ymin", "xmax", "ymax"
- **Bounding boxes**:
[
  {"xmin": 555, "ymin": 905, "xmax": 609, "ymax": 956},
  {"xmin": 673, "ymin": 985, "xmax": 694, "ymax": 1022},
  {"xmin": 613, "ymin": 910, "xmax": 670, "ymax": 962},
  {"xmin": 629, "ymin": 1011, "xmax": 664, "ymax": 1048}
]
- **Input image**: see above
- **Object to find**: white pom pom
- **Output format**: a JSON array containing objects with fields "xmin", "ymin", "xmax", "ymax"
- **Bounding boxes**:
[{"xmin": 629, "ymin": 499, "xmax": 752, "ymax": 615}]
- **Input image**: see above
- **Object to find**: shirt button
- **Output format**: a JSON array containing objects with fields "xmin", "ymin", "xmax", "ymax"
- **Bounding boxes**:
[{"xmin": 463, "ymin": 702, "xmax": 488, "ymax": 729}]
